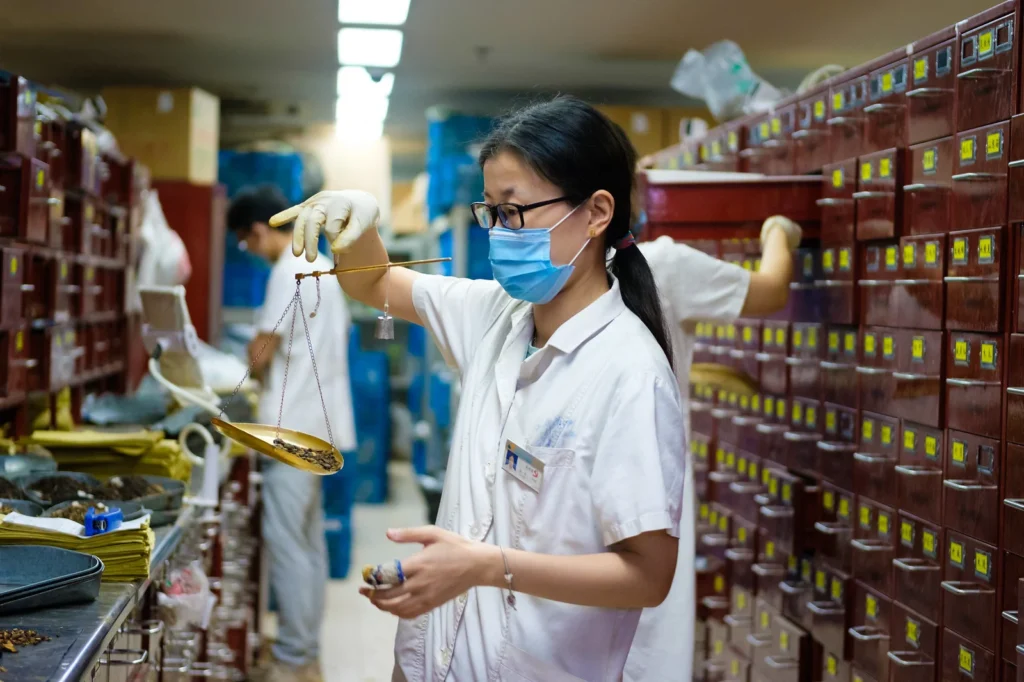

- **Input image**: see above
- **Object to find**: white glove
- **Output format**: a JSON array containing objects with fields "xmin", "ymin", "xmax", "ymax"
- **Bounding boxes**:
[
  {"xmin": 269, "ymin": 190, "xmax": 381, "ymax": 262},
  {"xmin": 760, "ymin": 215, "xmax": 802, "ymax": 251}
]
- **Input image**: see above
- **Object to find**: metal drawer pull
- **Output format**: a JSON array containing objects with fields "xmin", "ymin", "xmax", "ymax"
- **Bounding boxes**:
[
  {"xmin": 764, "ymin": 656, "xmax": 798, "ymax": 670},
  {"xmin": 943, "ymin": 479, "xmax": 997, "ymax": 491},
  {"xmin": 762, "ymin": 139, "xmax": 786, "ymax": 148},
  {"xmin": 813, "ymin": 279, "xmax": 853, "ymax": 288},
  {"xmin": 710, "ymin": 408, "xmax": 738, "ymax": 419},
  {"xmin": 723, "ymin": 614, "xmax": 751, "ymax": 628},
  {"xmin": 753, "ymin": 563, "xmax": 786, "ymax": 578},
  {"xmin": 817, "ymin": 441, "xmax": 856, "ymax": 453},
  {"xmin": 755, "ymin": 352, "xmax": 775, "ymax": 362},
  {"xmin": 855, "ymin": 366, "xmax": 889, "ymax": 375},
  {"xmin": 941, "ymin": 580, "xmax": 995, "ymax": 596},
  {"xmin": 893, "ymin": 279, "xmax": 936, "ymax": 286},
  {"xmin": 47, "ymin": 197, "xmax": 61, "ymax": 206},
  {"xmin": 888, "ymin": 652, "xmax": 933, "ymax": 668},
  {"xmin": 1007, "ymin": 387, "xmax": 1024, "ymax": 396},
  {"xmin": 892, "ymin": 372, "xmax": 934, "ymax": 380},
  {"xmin": 12, "ymin": 359, "xmax": 39, "ymax": 369},
  {"xmin": 756, "ymin": 424, "xmax": 787, "ymax": 435},
  {"xmin": 944, "ymin": 275, "xmax": 1001, "ymax": 283},
  {"xmin": 904, "ymin": 182, "xmax": 948, "ymax": 191},
  {"xmin": 1009, "ymin": 159, "xmax": 1024, "ymax": 168},
  {"xmin": 864, "ymin": 103, "xmax": 905, "ymax": 113},
  {"xmin": 816, "ymin": 197, "xmax": 854, "ymax": 206},
  {"xmin": 702, "ymin": 596, "xmax": 730, "ymax": 609},
  {"xmin": 100, "ymin": 648, "xmax": 149, "ymax": 666},
  {"xmin": 946, "ymin": 378, "xmax": 1001, "ymax": 387},
  {"xmin": 853, "ymin": 191, "xmax": 893, "ymax": 199},
  {"xmin": 806, "ymin": 601, "xmax": 844, "ymax": 616},
  {"xmin": 725, "ymin": 548, "xmax": 755, "ymax": 562},
  {"xmin": 729, "ymin": 481, "xmax": 761, "ymax": 494},
  {"xmin": 827, "ymin": 116, "xmax": 861, "ymax": 127},
  {"xmin": 894, "ymin": 558, "xmax": 938, "ymax": 573},
  {"xmin": 739, "ymin": 148, "xmax": 768, "ymax": 158},
  {"xmin": 784, "ymin": 356, "xmax": 819, "ymax": 366},
  {"xmin": 820, "ymin": 361, "xmax": 854, "ymax": 370},
  {"xmin": 1004, "ymin": 499, "xmax": 1024, "ymax": 512},
  {"xmin": 858, "ymin": 279, "xmax": 891, "ymax": 287},
  {"xmin": 853, "ymin": 451, "xmax": 892, "ymax": 463},
  {"xmin": 753, "ymin": 494, "xmax": 772, "ymax": 506},
  {"xmin": 1003, "ymin": 610, "xmax": 1019, "ymax": 625},
  {"xmin": 906, "ymin": 87, "xmax": 952, "ymax": 98},
  {"xmin": 894, "ymin": 465, "xmax": 940, "ymax": 477},
  {"xmin": 728, "ymin": 349, "xmax": 747, "ymax": 359},
  {"xmin": 789, "ymin": 282, "xmax": 817, "ymax": 291},
  {"xmin": 848, "ymin": 626, "xmax": 890, "ymax": 642},
  {"xmin": 701, "ymin": 534, "xmax": 730, "ymax": 547},
  {"xmin": 731, "ymin": 416, "xmax": 762, "ymax": 426},
  {"xmin": 784, "ymin": 431, "xmax": 822, "ymax": 442},
  {"xmin": 851, "ymin": 539, "xmax": 891, "ymax": 552},
  {"xmin": 791, "ymin": 129, "xmax": 825, "ymax": 139},
  {"xmin": 760, "ymin": 506, "xmax": 794, "ymax": 519},
  {"xmin": 746, "ymin": 633, "xmax": 772, "ymax": 647},
  {"xmin": 958, "ymin": 67, "xmax": 1011, "ymax": 79},
  {"xmin": 20, "ymin": 283, "xmax": 35, "ymax": 292},
  {"xmin": 814, "ymin": 521, "xmax": 851, "ymax": 536},
  {"xmin": 951, "ymin": 172, "xmax": 1007, "ymax": 181}
]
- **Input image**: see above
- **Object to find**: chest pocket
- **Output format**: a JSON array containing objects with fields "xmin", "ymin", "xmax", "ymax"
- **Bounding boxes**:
[{"xmin": 509, "ymin": 446, "xmax": 592, "ymax": 554}]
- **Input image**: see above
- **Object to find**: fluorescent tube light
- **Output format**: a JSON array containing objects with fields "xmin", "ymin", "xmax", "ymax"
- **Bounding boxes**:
[
  {"xmin": 338, "ymin": 28, "xmax": 403, "ymax": 68},
  {"xmin": 337, "ymin": 66, "xmax": 395, "ymax": 98},
  {"xmin": 338, "ymin": 0, "xmax": 410, "ymax": 26}
]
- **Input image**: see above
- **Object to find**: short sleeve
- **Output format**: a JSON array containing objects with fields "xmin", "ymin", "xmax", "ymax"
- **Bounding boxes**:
[
  {"xmin": 590, "ymin": 372, "xmax": 685, "ymax": 546},
  {"xmin": 642, "ymin": 237, "xmax": 750, "ymax": 324},
  {"xmin": 412, "ymin": 275, "xmax": 510, "ymax": 373}
]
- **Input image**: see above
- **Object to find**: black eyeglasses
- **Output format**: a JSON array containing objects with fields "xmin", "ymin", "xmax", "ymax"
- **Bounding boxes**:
[{"xmin": 470, "ymin": 196, "xmax": 570, "ymax": 230}]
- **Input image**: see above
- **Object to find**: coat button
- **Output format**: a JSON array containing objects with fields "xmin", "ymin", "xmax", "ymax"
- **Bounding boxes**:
[
  {"xmin": 470, "ymin": 523, "xmax": 481, "ymax": 538},
  {"xmin": 440, "ymin": 647, "xmax": 452, "ymax": 666},
  {"xmin": 458, "ymin": 592, "xmax": 468, "ymax": 606}
]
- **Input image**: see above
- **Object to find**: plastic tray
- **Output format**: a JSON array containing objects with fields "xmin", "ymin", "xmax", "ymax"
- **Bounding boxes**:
[
  {"xmin": 0, "ymin": 453, "xmax": 57, "ymax": 477},
  {"xmin": 17, "ymin": 472, "xmax": 103, "ymax": 507},
  {"xmin": 0, "ymin": 499, "xmax": 43, "ymax": 516},
  {"xmin": 0, "ymin": 546, "xmax": 103, "ymax": 601},
  {"xmin": 42, "ymin": 500, "xmax": 149, "ymax": 523}
]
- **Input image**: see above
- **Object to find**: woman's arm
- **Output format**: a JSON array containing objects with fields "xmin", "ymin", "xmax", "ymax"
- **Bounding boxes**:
[
  {"xmin": 742, "ymin": 226, "xmax": 794, "ymax": 316},
  {"xmin": 330, "ymin": 227, "xmax": 423, "ymax": 325}
]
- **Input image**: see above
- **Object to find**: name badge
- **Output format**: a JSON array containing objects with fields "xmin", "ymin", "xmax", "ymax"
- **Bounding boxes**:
[{"xmin": 503, "ymin": 440, "xmax": 544, "ymax": 493}]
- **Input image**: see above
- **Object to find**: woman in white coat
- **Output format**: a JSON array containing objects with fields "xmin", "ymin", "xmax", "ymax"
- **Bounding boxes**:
[{"xmin": 280, "ymin": 96, "xmax": 686, "ymax": 682}]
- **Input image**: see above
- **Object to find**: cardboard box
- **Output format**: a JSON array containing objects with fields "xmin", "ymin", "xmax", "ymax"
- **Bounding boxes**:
[{"xmin": 102, "ymin": 87, "xmax": 219, "ymax": 184}]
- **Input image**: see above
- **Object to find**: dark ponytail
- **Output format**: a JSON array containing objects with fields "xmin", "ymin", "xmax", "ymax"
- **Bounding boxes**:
[{"xmin": 479, "ymin": 95, "xmax": 674, "ymax": 367}]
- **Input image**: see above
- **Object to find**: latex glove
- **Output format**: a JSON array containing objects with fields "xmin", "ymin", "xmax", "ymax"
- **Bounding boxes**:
[
  {"xmin": 270, "ymin": 190, "xmax": 381, "ymax": 262},
  {"xmin": 760, "ymin": 215, "xmax": 802, "ymax": 251}
]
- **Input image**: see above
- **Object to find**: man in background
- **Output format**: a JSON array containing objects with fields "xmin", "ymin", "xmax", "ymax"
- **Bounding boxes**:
[{"xmin": 228, "ymin": 185, "xmax": 357, "ymax": 682}]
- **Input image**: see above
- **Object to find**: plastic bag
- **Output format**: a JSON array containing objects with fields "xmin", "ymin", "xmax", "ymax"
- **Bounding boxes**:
[
  {"xmin": 129, "ymin": 190, "xmax": 192, "ymax": 313},
  {"xmin": 157, "ymin": 560, "xmax": 213, "ymax": 629},
  {"xmin": 671, "ymin": 40, "xmax": 784, "ymax": 122}
]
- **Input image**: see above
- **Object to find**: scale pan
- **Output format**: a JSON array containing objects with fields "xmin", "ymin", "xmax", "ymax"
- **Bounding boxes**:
[{"xmin": 211, "ymin": 418, "xmax": 344, "ymax": 475}]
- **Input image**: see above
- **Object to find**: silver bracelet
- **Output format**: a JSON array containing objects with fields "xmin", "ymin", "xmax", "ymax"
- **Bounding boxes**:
[{"xmin": 499, "ymin": 546, "xmax": 516, "ymax": 610}]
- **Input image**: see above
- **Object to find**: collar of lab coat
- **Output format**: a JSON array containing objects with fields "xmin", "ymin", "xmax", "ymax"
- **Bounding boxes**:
[{"xmin": 509, "ymin": 276, "xmax": 627, "ymax": 356}]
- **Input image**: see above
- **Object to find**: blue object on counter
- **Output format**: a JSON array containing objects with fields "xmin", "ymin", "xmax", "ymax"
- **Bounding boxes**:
[
  {"xmin": 83, "ymin": 507, "xmax": 123, "ymax": 537},
  {"xmin": 324, "ymin": 513, "xmax": 353, "ymax": 579}
]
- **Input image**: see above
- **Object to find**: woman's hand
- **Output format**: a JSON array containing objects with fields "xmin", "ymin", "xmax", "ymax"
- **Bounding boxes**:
[
  {"xmin": 268, "ymin": 190, "xmax": 381, "ymax": 261},
  {"xmin": 359, "ymin": 526, "xmax": 498, "ymax": 620}
]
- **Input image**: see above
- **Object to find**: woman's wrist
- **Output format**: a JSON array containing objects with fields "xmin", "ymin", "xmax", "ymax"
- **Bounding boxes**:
[{"xmin": 468, "ymin": 542, "xmax": 505, "ymax": 589}]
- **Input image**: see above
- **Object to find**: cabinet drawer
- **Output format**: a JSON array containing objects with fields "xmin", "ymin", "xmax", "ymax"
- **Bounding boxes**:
[
  {"xmin": 0, "ymin": 246, "xmax": 24, "ymax": 330},
  {"xmin": 1006, "ymin": 335, "xmax": 1024, "ymax": 445},
  {"xmin": 816, "ymin": 482, "xmax": 856, "ymax": 574},
  {"xmin": 1004, "ymin": 443, "xmax": 1024, "ymax": 558},
  {"xmin": 854, "ymin": 412, "xmax": 899, "ymax": 508},
  {"xmin": 942, "ymin": 430, "xmax": 1000, "ymax": 546},
  {"xmin": 896, "ymin": 423, "xmax": 944, "ymax": 525},
  {"xmin": 941, "ymin": 628, "xmax": 996, "ymax": 682},
  {"xmin": 1009, "ymin": 115, "xmax": 1024, "ymax": 224},
  {"xmin": 887, "ymin": 602, "xmax": 939, "ymax": 682},
  {"xmin": 864, "ymin": 59, "xmax": 909, "ymax": 154},
  {"xmin": 904, "ymin": 138, "xmax": 954, "ymax": 236},
  {"xmin": 820, "ymin": 161, "xmax": 857, "ymax": 244},
  {"xmin": 849, "ymin": 582, "xmax": 892, "ymax": 682},
  {"xmin": 894, "ymin": 513, "xmax": 944, "ymax": 624},
  {"xmin": 829, "ymin": 76, "xmax": 868, "ymax": 163},
  {"xmin": 823, "ymin": 327, "xmax": 860, "ymax": 408},
  {"xmin": 0, "ymin": 325, "xmax": 30, "ymax": 398},
  {"xmin": 0, "ymin": 154, "xmax": 50, "ymax": 243},
  {"xmin": 945, "ymin": 332, "xmax": 1004, "ymax": 439},
  {"xmin": 891, "ymin": 329, "xmax": 944, "ymax": 427},
  {"xmin": 855, "ymin": 149, "xmax": 905, "ymax": 241},
  {"xmin": 794, "ymin": 90, "xmax": 832, "ymax": 174},
  {"xmin": 956, "ymin": 7, "xmax": 1017, "ymax": 133},
  {"xmin": 942, "ymin": 531, "xmax": 999, "ymax": 651},
  {"xmin": 895, "ymin": 234, "xmax": 945, "ymax": 331},
  {"xmin": 852, "ymin": 496, "xmax": 897, "ymax": 596},
  {"xmin": 952, "ymin": 122, "xmax": 1010, "ymax": 232},
  {"xmin": 908, "ymin": 29, "xmax": 957, "ymax": 145},
  {"xmin": 860, "ymin": 242, "xmax": 901, "ymax": 327}
]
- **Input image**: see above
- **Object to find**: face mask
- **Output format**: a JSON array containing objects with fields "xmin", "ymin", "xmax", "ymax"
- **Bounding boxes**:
[{"xmin": 488, "ymin": 204, "xmax": 588, "ymax": 304}]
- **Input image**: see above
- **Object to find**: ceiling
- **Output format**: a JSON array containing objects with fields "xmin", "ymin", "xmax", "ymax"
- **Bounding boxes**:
[{"xmin": 0, "ymin": 0, "xmax": 1003, "ymax": 169}]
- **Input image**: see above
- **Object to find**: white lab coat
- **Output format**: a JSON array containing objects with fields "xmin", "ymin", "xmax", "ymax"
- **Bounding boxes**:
[
  {"xmin": 394, "ymin": 274, "xmax": 686, "ymax": 682},
  {"xmin": 624, "ymin": 237, "xmax": 751, "ymax": 682}
]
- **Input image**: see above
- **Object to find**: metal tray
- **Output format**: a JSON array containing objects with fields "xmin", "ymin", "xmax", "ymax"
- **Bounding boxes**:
[
  {"xmin": 0, "ymin": 546, "xmax": 103, "ymax": 600},
  {"xmin": 16, "ymin": 472, "xmax": 103, "ymax": 507},
  {"xmin": 150, "ymin": 508, "xmax": 180, "ymax": 527},
  {"xmin": 42, "ymin": 500, "xmax": 149, "ymax": 523},
  {"xmin": 0, "ymin": 569, "xmax": 103, "ymax": 614},
  {"xmin": 100, "ymin": 475, "xmax": 184, "ymax": 511},
  {"xmin": 0, "ymin": 452, "xmax": 57, "ymax": 477},
  {"xmin": 0, "ymin": 499, "xmax": 43, "ymax": 516}
]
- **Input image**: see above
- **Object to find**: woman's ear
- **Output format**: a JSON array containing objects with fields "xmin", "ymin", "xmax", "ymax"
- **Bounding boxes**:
[{"xmin": 586, "ymin": 190, "xmax": 615, "ymax": 239}]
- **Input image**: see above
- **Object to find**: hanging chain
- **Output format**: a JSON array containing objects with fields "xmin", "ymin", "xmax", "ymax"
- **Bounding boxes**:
[
  {"xmin": 216, "ymin": 290, "xmax": 298, "ymax": 420},
  {"xmin": 297, "ymin": 289, "xmax": 337, "ymax": 451},
  {"xmin": 310, "ymin": 276, "xmax": 322, "ymax": 319},
  {"xmin": 383, "ymin": 263, "xmax": 391, "ymax": 315},
  {"xmin": 275, "ymin": 283, "xmax": 301, "ymax": 437}
]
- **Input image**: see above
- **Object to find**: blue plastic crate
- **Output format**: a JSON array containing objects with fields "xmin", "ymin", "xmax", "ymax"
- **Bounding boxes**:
[
  {"xmin": 219, "ymin": 150, "xmax": 305, "ymax": 204},
  {"xmin": 412, "ymin": 441, "xmax": 428, "ymax": 477},
  {"xmin": 322, "ymin": 457, "xmax": 357, "ymax": 517},
  {"xmin": 427, "ymin": 115, "xmax": 493, "ymax": 166},
  {"xmin": 438, "ymin": 227, "xmax": 493, "ymax": 280},
  {"xmin": 354, "ymin": 470, "xmax": 388, "ymax": 504},
  {"xmin": 323, "ymin": 513, "xmax": 353, "ymax": 579}
]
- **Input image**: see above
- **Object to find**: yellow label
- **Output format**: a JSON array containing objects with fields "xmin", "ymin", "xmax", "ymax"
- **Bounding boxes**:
[
  {"xmin": 775, "ymin": 328, "xmax": 786, "ymax": 346},
  {"xmin": 748, "ymin": 462, "xmax": 758, "ymax": 481},
  {"xmin": 714, "ymin": 575, "xmax": 725, "ymax": 593},
  {"xmin": 699, "ymin": 145, "xmax": 708, "ymax": 161},
  {"xmin": 826, "ymin": 411, "xmax": 837, "ymax": 433},
  {"xmin": 823, "ymin": 490, "xmax": 835, "ymax": 511},
  {"xmin": 779, "ymin": 631, "xmax": 789, "ymax": 652},
  {"xmin": 728, "ymin": 131, "xmax": 738, "ymax": 151},
  {"xmin": 854, "ymin": 676, "xmax": 864, "ymax": 682},
  {"xmin": 954, "ymin": 339, "xmax": 968, "ymax": 363},
  {"xmin": 771, "ymin": 118, "xmax": 781, "ymax": 135},
  {"xmin": 9, "ymin": 257, "xmax": 16, "ymax": 276},
  {"xmin": 865, "ymin": 334, "xmax": 876, "ymax": 355},
  {"xmin": 885, "ymin": 246, "xmax": 897, "ymax": 268},
  {"xmin": 838, "ymin": 248, "xmax": 850, "ymax": 271},
  {"xmin": 763, "ymin": 327, "xmax": 773, "ymax": 345},
  {"xmin": 816, "ymin": 569, "xmax": 827, "ymax": 591},
  {"xmin": 912, "ymin": 337, "xmax": 924, "ymax": 361},
  {"xmin": 861, "ymin": 161, "xmax": 873, "ymax": 182},
  {"xmin": 731, "ymin": 659, "xmax": 740, "ymax": 677},
  {"xmin": 878, "ymin": 512, "xmax": 890, "ymax": 535},
  {"xmin": 794, "ymin": 329, "xmax": 804, "ymax": 349},
  {"xmin": 881, "ymin": 424, "xmax": 893, "ymax": 446},
  {"xmin": 700, "ymin": 504, "xmax": 709, "ymax": 520},
  {"xmin": 914, "ymin": 58, "xmax": 927, "ymax": 81},
  {"xmin": 823, "ymin": 249, "xmax": 835, "ymax": 271},
  {"xmin": 829, "ymin": 331, "xmax": 839, "ymax": 352},
  {"xmin": 761, "ymin": 609, "xmax": 770, "ymax": 630},
  {"xmin": 711, "ymin": 140, "xmax": 721, "ymax": 157},
  {"xmin": 827, "ymin": 654, "xmax": 838, "ymax": 677},
  {"xmin": 925, "ymin": 241, "xmax": 938, "ymax": 265},
  {"xmin": 979, "ymin": 29, "xmax": 994, "ymax": 56},
  {"xmin": 959, "ymin": 645, "xmax": 974, "ymax": 674},
  {"xmin": 883, "ymin": 335, "xmax": 894, "ymax": 358},
  {"xmin": 737, "ymin": 526, "xmax": 747, "ymax": 543},
  {"xmin": 831, "ymin": 578, "xmax": 842, "ymax": 601},
  {"xmin": 986, "ymin": 131, "xmax": 1002, "ymax": 157},
  {"xmin": 953, "ymin": 237, "xmax": 967, "ymax": 263},
  {"xmin": 762, "ymin": 471, "xmax": 772, "ymax": 492},
  {"xmin": 860, "ymin": 504, "xmax": 872, "ymax": 529},
  {"xmin": 36, "ymin": 169, "xmax": 44, "ymax": 188},
  {"xmin": 61, "ymin": 262, "xmax": 68, "ymax": 279},
  {"xmin": 880, "ymin": 157, "xmax": 892, "ymax": 178},
  {"xmin": 960, "ymin": 137, "xmax": 975, "ymax": 162},
  {"xmin": 806, "ymin": 406, "xmax": 817, "ymax": 428},
  {"xmin": 743, "ymin": 327, "xmax": 753, "ymax": 343},
  {"xmin": 714, "ymin": 639, "xmax": 724, "ymax": 655},
  {"xmin": 975, "ymin": 550, "xmax": 990, "ymax": 578},
  {"xmin": 727, "ymin": 324, "xmax": 736, "ymax": 340},
  {"xmin": 862, "ymin": 418, "xmax": 874, "ymax": 441},
  {"xmin": 793, "ymin": 402, "xmax": 803, "ymax": 423},
  {"xmin": 719, "ymin": 515, "xmax": 728, "ymax": 532},
  {"xmin": 782, "ymin": 483, "xmax": 792, "ymax": 503},
  {"xmin": 979, "ymin": 235, "xmax": 993, "ymax": 262},
  {"xmin": 844, "ymin": 333, "xmax": 856, "ymax": 354},
  {"xmin": 952, "ymin": 440, "xmax": 966, "ymax": 465},
  {"xmin": 906, "ymin": 618, "xmax": 920, "ymax": 647},
  {"xmin": 814, "ymin": 100, "xmax": 826, "ymax": 119},
  {"xmin": 738, "ymin": 457, "xmax": 747, "ymax": 475},
  {"xmin": 839, "ymin": 497, "xmax": 851, "ymax": 519},
  {"xmin": 904, "ymin": 427, "xmax": 918, "ymax": 452},
  {"xmin": 765, "ymin": 396, "xmax": 775, "ymax": 417},
  {"xmin": 760, "ymin": 122, "xmax": 770, "ymax": 139},
  {"xmin": 85, "ymin": 267, "xmax": 94, "ymax": 281},
  {"xmin": 15, "ymin": 331, "xmax": 23, "ymax": 352},
  {"xmin": 949, "ymin": 540, "xmax": 964, "ymax": 566},
  {"xmin": 980, "ymin": 341, "xmax": 995, "ymax": 367},
  {"xmin": 769, "ymin": 477, "xmax": 779, "ymax": 497},
  {"xmin": 776, "ymin": 399, "xmax": 786, "ymax": 419},
  {"xmin": 752, "ymin": 395, "xmax": 761, "ymax": 412},
  {"xmin": 832, "ymin": 168, "xmax": 844, "ymax": 188},
  {"xmin": 726, "ymin": 450, "xmax": 736, "ymax": 470},
  {"xmin": 808, "ymin": 327, "xmax": 818, "ymax": 349},
  {"xmin": 716, "ymin": 448, "xmax": 725, "ymax": 465},
  {"xmin": 668, "ymin": 157, "xmax": 678, "ymax": 169},
  {"xmin": 923, "ymin": 147, "xmax": 936, "ymax": 171},
  {"xmin": 901, "ymin": 521, "xmax": 914, "ymax": 544},
  {"xmin": 866, "ymin": 594, "xmax": 878, "ymax": 618},
  {"xmin": 923, "ymin": 529, "xmax": 936, "ymax": 555},
  {"xmin": 683, "ymin": 151, "xmax": 694, "ymax": 165},
  {"xmin": 881, "ymin": 72, "xmax": 894, "ymax": 93},
  {"xmin": 833, "ymin": 91, "xmax": 844, "ymax": 110},
  {"xmin": 903, "ymin": 243, "xmax": 915, "ymax": 266}
]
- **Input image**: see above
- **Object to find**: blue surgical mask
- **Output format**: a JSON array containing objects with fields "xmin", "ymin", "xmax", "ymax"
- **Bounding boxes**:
[{"xmin": 488, "ymin": 204, "xmax": 588, "ymax": 304}]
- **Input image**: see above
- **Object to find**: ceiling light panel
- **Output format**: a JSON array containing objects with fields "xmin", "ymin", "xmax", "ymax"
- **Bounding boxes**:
[
  {"xmin": 338, "ymin": 27, "xmax": 403, "ymax": 68},
  {"xmin": 337, "ymin": 66, "xmax": 395, "ymax": 98},
  {"xmin": 338, "ymin": 0, "xmax": 410, "ymax": 26}
]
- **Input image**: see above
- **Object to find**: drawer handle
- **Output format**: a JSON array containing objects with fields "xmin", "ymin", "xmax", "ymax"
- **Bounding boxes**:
[
  {"xmin": 816, "ymin": 197, "xmax": 854, "ymax": 207},
  {"xmin": 1003, "ymin": 609, "xmax": 1019, "ymax": 625},
  {"xmin": 944, "ymin": 275, "xmax": 1001, "ymax": 283},
  {"xmin": 894, "ymin": 464, "xmax": 940, "ymax": 478},
  {"xmin": 858, "ymin": 279, "xmax": 891, "ymax": 287},
  {"xmin": 723, "ymin": 614, "xmax": 752, "ymax": 629},
  {"xmin": 709, "ymin": 347, "xmax": 729, "ymax": 356},
  {"xmin": 19, "ymin": 283, "xmax": 35, "ymax": 292},
  {"xmin": 813, "ymin": 279, "xmax": 854, "ymax": 288},
  {"xmin": 725, "ymin": 548, "xmax": 755, "ymax": 562},
  {"xmin": 792, "ymin": 129, "xmax": 826, "ymax": 139},
  {"xmin": 691, "ymin": 402, "xmax": 712, "ymax": 413},
  {"xmin": 784, "ymin": 431, "xmax": 823, "ymax": 443},
  {"xmin": 778, "ymin": 580, "xmax": 810, "ymax": 595},
  {"xmin": 892, "ymin": 279, "xmax": 937, "ymax": 286},
  {"xmin": 753, "ymin": 493, "xmax": 772, "ymax": 506},
  {"xmin": 739, "ymin": 147, "xmax": 769, "ymax": 158},
  {"xmin": 711, "ymin": 408, "xmax": 739, "ymax": 419},
  {"xmin": 820, "ymin": 360, "xmax": 854, "ymax": 370},
  {"xmin": 761, "ymin": 139, "xmax": 786, "ymax": 149},
  {"xmin": 893, "ymin": 558, "xmax": 938, "ymax": 573},
  {"xmin": 729, "ymin": 481, "xmax": 762, "ymax": 494},
  {"xmin": 848, "ymin": 626, "xmax": 890, "ymax": 642},
  {"xmin": 789, "ymin": 282, "xmax": 817, "ymax": 291},
  {"xmin": 755, "ymin": 352, "xmax": 775, "ymax": 362},
  {"xmin": 1007, "ymin": 387, "xmax": 1024, "ymax": 396},
  {"xmin": 746, "ymin": 633, "xmax": 773, "ymax": 647},
  {"xmin": 753, "ymin": 563, "xmax": 786, "ymax": 578},
  {"xmin": 702, "ymin": 596, "xmax": 730, "ymax": 609},
  {"xmin": 756, "ymin": 423, "xmax": 787, "ymax": 435},
  {"xmin": 851, "ymin": 538, "xmax": 892, "ymax": 553},
  {"xmin": 763, "ymin": 656, "xmax": 799, "ymax": 671},
  {"xmin": 1004, "ymin": 499, "xmax": 1024, "ymax": 512},
  {"xmin": 863, "ymin": 103, "xmax": 905, "ymax": 114},
  {"xmin": 946, "ymin": 378, "xmax": 1001, "ymax": 387},
  {"xmin": 121, "ymin": 619, "xmax": 165, "ymax": 636},
  {"xmin": 817, "ymin": 441, "xmax": 856, "ymax": 453},
  {"xmin": 760, "ymin": 506, "xmax": 794, "ymax": 519},
  {"xmin": 63, "ymin": 284, "xmax": 81, "ymax": 293},
  {"xmin": 853, "ymin": 191, "xmax": 894, "ymax": 199},
  {"xmin": 701, "ymin": 533, "xmax": 731, "ymax": 547},
  {"xmin": 827, "ymin": 116, "xmax": 861, "ymax": 127},
  {"xmin": 815, "ymin": 521, "xmax": 852, "ymax": 536},
  {"xmin": 943, "ymin": 479, "xmax": 997, "ymax": 492},
  {"xmin": 853, "ymin": 451, "xmax": 892, "ymax": 463},
  {"xmin": 941, "ymin": 580, "xmax": 995, "ymax": 596},
  {"xmin": 728, "ymin": 349, "xmax": 747, "ymax": 359},
  {"xmin": 784, "ymin": 356, "xmax": 819, "ymax": 366},
  {"xmin": 855, "ymin": 366, "xmax": 890, "ymax": 375},
  {"xmin": 47, "ymin": 197, "xmax": 61, "ymax": 206},
  {"xmin": 951, "ymin": 172, "xmax": 1007, "ymax": 181},
  {"xmin": 12, "ymin": 359, "xmax": 39, "ymax": 369},
  {"xmin": 958, "ymin": 67, "xmax": 1012, "ymax": 80},
  {"xmin": 1009, "ymin": 159, "xmax": 1024, "ymax": 169},
  {"xmin": 892, "ymin": 371, "xmax": 935, "ymax": 380},
  {"xmin": 904, "ymin": 182, "xmax": 949, "ymax": 192},
  {"xmin": 731, "ymin": 415, "xmax": 763, "ymax": 427},
  {"xmin": 906, "ymin": 86, "xmax": 953, "ymax": 98},
  {"xmin": 806, "ymin": 601, "xmax": 845, "ymax": 616},
  {"xmin": 887, "ymin": 651, "xmax": 934, "ymax": 668},
  {"xmin": 99, "ymin": 648, "xmax": 149, "ymax": 666}
]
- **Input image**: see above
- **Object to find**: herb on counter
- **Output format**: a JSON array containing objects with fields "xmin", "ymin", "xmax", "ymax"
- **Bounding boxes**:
[{"xmin": 0, "ymin": 480, "xmax": 23, "ymax": 500}]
